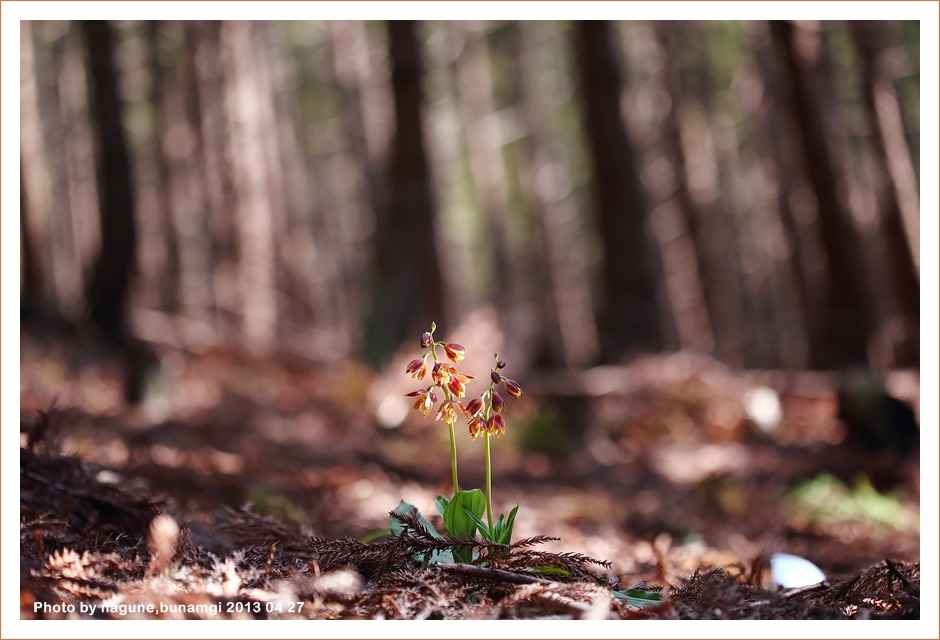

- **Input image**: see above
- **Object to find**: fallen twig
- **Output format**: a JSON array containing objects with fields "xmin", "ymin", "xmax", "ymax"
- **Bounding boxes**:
[
  {"xmin": 781, "ymin": 581, "xmax": 829, "ymax": 599},
  {"xmin": 437, "ymin": 562, "xmax": 554, "ymax": 585}
]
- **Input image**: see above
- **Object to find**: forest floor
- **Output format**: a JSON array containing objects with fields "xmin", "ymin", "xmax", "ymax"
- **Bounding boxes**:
[{"xmin": 18, "ymin": 329, "xmax": 921, "ymax": 621}]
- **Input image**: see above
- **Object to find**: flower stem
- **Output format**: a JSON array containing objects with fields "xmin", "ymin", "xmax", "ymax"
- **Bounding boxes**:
[
  {"xmin": 448, "ymin": 420, "xmax": 460, "ymax": 494},
  {"xmin": 484, "ymin": 432, "xmax": 493, "ymax": 529}
]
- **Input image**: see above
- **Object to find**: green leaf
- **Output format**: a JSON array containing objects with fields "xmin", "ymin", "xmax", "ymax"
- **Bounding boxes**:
[
  {"xmin": 436, "ymin": 494, "xmax": 451, "ymax": 518},
  {"xmin": 424, "ymin": 548, "xmax": 455, "ymax": 564},
  {"xmin": 524, "ymin": 565, "xmax": 574, "ymax": 578},
  {"xmin": 492, "ymin": 505, "xmax": 518, "ymax": 545},
  {"xmin": 612, "ymin": 588, "xmax": 664, "ymax": 609},
  {"xmin": 443, "ymin": 489, "xmax": 486, "ymax": 539},
  {"xmin": 464, "ymin": 508, "xmax": 491, "ymax": 539},
  {"xmin": 389, "ymin": 501, "xmax": 442, "ymax": 539},
  {"xmin": 445, "ymin": 490, "xmax": 486, "ymax": 564},
  {"xmin": 388, "ymin": 501, "xmax": 454, "ymax": 564}
]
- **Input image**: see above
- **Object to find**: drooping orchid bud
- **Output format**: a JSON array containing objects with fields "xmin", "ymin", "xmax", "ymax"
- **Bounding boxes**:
[
  {"xmin": 465, "ymin": 396, "xmax": 485, "ymax": 417},
  {"xmin": 486, "ymin": 413, "xmax": 506, "ymax": 437},
  {"xmin": 405, "ymin": 357, "xmax": 428, "ymax": 380},
  {"xmin": 443, "ymin": 343, "xmax": 466, "ymax": 363},
  {"xmin": 421, "ymin": 331, "xmax": 432, "ymax": 348},
  {"xmin": 468, "ymin": 415, "xmax": 486, "ymax": 440},
  {"xmin": 491, "ymin": 391, "xmax": 507, "ymax": 414},
  {"xmin": 503, "ymin": 378, "xmax": 523, "ymax": 398},
  {"xmin": 491, "ymin": 370, "xmax": 502, "ymax": 384}
]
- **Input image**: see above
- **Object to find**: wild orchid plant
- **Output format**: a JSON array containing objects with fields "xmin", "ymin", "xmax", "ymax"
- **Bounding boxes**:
[
  {"xmin": 397, "ymin": 322, "xmax": 523, "ymax": 561},
  {"xmin": 370, "ymin": 326, "xmax": 631, "ymax": 593}
]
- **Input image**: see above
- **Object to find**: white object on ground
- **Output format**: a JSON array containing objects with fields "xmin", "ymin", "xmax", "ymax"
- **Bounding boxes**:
[{"xmin": 770, "ymin": 552, "xmax": 826, "ymax": 588}]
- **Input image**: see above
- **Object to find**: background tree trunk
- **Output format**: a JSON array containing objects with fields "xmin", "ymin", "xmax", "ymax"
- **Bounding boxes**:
[
  {"xmin": 82, "ymin": 20, "xmax": 137, "ymax": 344},
  {"xmin": 20, "ymin": 168, "xmax": 44, "ymax": 319},
  {"xmin": 186, "ymin": 21, "xmax": 232, "ymax": 342},
  {"xmin": 518, "ymin": 21, "xmax": 599, "ymax": 369},
  {"xmin": 81, "ymin": 21, "xmax": 162, "ymax": 407},
  {"xmin": 770, "ymin": 20, "xmax": 875, "ymax": 369},
  {"xmin": 365, "ymin": 20, "xmax": 444, "ymax": 364},
  {"xmin": 850, "ymin": 21, "xmax": 920, "ymax": 368},
  {"xmin": 20, "ymin": 23, "xmax": 50, "ymax": 320},
  {"xmin": 574, "ymin": 21, "xmax": 666, "ymax": 361},
  {"xmin": 752, "ymin": 21, "xmax": 817, "ymax": 368},
  {"xmin": 222, "ymin": 21, "xmax": 281, "ymax": 354},
  {"xmin": 145, "ymin": 20, "xmax": 181, "ymax": 314}
]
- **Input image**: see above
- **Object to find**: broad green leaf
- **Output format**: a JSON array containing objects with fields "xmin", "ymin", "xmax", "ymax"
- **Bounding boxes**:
[
  {"xmin": 612, "ymin": 588, "xmax": 664, "ymax": 609},
  {"xmin": 445, "ymin": 490, "xmax": 486, "ymax": 564},
  {"xmin": 388, "ymin": 501, "xmax": 411, "ymax": 536},
  {"xmin": 389, "ymin": 501, "xmax": 442, "ymax": 538},
  {"xmin": 443, "ymin": 489, "xmax": 486, "ymax": 539},
  {"xmin": 423, "ymin": 547, "xmax": 455, "ymax": 564},
  {"xmin": 493, "ymin": 505, "xmax": 518, "ymax": 545},
  {"xmin": 505, "ymin": 505, "xmax": 518, "ymax": 530},
  {"xmin": 388, "ymin": 501, "xmax": 453, "ymax": 564},
  {"xmin": 436, "ymin": 494, "xmax": 451, "ymax": 518},
  {"xmin": 463, "ymin": 508, "xmax": 491, "ymax": 539}
]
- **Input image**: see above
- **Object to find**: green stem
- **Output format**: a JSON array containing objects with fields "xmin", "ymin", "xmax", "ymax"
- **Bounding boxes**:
[
  {"xmin": 484, "ymin": 432, "xmax": 493, "ymax": 529},
  {"xmin": 448, "ymin": 420, "xmax": 460, "ymax": 494},
  {"xmin": 432, "ymin": 338, "xmax": 461, "ymax": 495}
]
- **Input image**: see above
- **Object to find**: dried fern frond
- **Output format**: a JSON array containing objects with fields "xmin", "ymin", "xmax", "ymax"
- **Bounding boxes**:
[
  {"xmin": 390, "ymin": 509, "xmax": 489, "ymax": 552},
  {"xmin": 510, "ymin": 535, "xmax": 562, "ymax": 549},
  {"xmin": 490, "ymin": 549, "xmax": 613, "ymax": 583},
  {"xmin": 308, "ymin": 534, "xmax": 417, "ymax": 579}
]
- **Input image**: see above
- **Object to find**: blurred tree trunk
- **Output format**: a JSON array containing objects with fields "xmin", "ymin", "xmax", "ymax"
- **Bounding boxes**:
[
  {"xmin": 514, "ymin": 22, "xmax": 598, "ymax": 448},
  {"xmin": 770, "ymin": 20, "xmax": 874, "ymax": 369},
  {"xmin": 20, "ymin": 167, "xmax": 44, "ymax": 319},
  {"xmin": 329, "ymin": 20, "xmax": 386, "ymax": 233},
  {"xmin": 20, "ymin": 23, "xmax": 49, "ymax": 319},
  {"xmin": 646, "ymin": 24, "xmax": 720, "ymax": 357},
  {"xmin": 328, "ymin": 21, "xmax": 389, "ymax": 354},
  {"xmin": 253, "ymin": 21, "xmax": 292, "ymax": 337},
  {"xmin": 145, "ymin": 21, "xmax": 181, "ymax": 313},
  {"xmin": 83, "ymin": 21, "xmax": 159, "ymax": 405},
  {"xmin": 186, "ymin": 21, "xmax": 234, "ymax": 337},
  {"xmin": 222, "ymin": 21, "xmax": 281, "ymax": 354},
  {"xmin": 518, "ymin": 21, "xmax": 599, "ymax": 369},
  {"xmin": 82, "ymin": 20, "xmax": 137, "ymax": 344},
  {"xmin": 453, "ymin": 22, "xmax": 527, "ymax": 338},
  {"xmin": 365, "ymin": 20, "xmax": 444, "ymax": 364},
  {"xmin": 475, "ymin": 22, "xmax": 556, "ymax": 368},
  {"xmin": 573, "ymin": 21, "xmax": 666, "ymax": 361},
  {"xmin": 696, "ymin": 25, "xmax": 758, "ymax": 366},
  {"xmin": 656, "ymin": 23, "xmax": 756, "ymax": 366},
  {"xmin": 752, "ymin": 22, "xmax": 818, "ymax": 368},
  {"xmin": 180, "ymin": 21, "xmax": 223, "ymax": 334},
  {"xmin": 850, "ymin": 21, "xmax": 920, "ymax": 367},
  {"xmin": 267, "ymin": 23, "xmax": 348, "ymax": 358},
  {"xmin": 33, "ymin": 24, "xmax": 94, "ymax": 321}
]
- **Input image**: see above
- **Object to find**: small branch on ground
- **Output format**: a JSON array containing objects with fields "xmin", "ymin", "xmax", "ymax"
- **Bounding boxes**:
[{"xmin": 437, "ymin": 562, "xmax": 554, "ymax": 585}]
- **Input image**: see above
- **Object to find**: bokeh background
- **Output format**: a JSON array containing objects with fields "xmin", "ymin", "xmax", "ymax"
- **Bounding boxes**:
[{"xmin": 20, "ymin": 20, "xmax": 920, "ymax": 376}]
